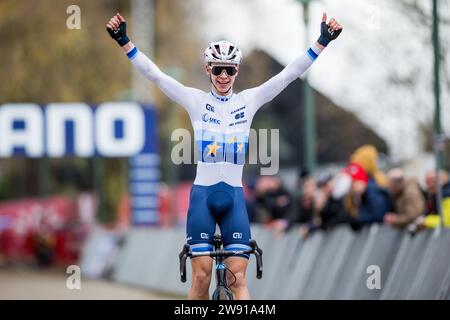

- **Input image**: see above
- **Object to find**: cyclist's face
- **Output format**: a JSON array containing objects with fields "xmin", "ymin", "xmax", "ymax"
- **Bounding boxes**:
[{"xmin": 206, "ymin": 63, "xmax": 239, "ymax": 95}]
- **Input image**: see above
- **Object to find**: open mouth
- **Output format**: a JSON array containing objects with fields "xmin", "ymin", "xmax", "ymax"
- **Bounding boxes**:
[{"xmin": 216, "ymin": 81, "xmax": 230, "ymax": 88}]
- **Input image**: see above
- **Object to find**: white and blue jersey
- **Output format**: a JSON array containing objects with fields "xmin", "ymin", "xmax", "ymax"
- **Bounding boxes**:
[{"xmin": 127, "ymin": 44, "xmax": 323, "ymax": 254}]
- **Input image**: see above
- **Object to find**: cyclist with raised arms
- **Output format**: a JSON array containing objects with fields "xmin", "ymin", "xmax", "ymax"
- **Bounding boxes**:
[{"xmin": 107, "ymin": 12, "xmax": 342, "ymax": 300}]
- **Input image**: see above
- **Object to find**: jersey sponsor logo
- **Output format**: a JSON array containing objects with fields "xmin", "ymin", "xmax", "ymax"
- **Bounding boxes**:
[
  {"xmin": 205, "ymin": 104, "xmax": 215, "ymax": 112},
  {"xmin": 229, "ymin": 112, "xmax": 247, "ymax": 126},
  {"xmin": 234, "ymin": 111, "xmax": 245, "ymax": 120},
  {"xmin": 231, "ymin": 120, "xmax": 247, "ymax": 126},
  {"xmin": 230, "ymin": 105, "xmax": 246, "ymax": 114},
  {"xmin": 202, "ymin": 113, "xmax": 221, "ymax": 125},
  {"xmin": 200, "ymin": 233, "xmax": 209, "ymax": 240},
  {"xmin": 229, "ymin": 122, "xmax": 247, "ymax": 127},
  {"xmin": 232, "ymin": 232, "xmax": 243, "ymax": 239}
]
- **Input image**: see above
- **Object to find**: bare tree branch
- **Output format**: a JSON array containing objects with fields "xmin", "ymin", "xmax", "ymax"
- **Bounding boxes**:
[{"xmin": 396, "ymin": 0, "xmax": 450, "ymax": 25}]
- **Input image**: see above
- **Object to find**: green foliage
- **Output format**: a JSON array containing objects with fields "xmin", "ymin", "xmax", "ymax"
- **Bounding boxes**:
[
  {"xmin": 0, "ymin": 0, "xmax": 131, "ymax": 103},
  {"xmin": 0, "ymin": 0, "xmax": 202, "ymax": 224}
]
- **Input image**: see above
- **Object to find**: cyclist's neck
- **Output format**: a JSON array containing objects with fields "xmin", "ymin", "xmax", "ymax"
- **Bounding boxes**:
[{"xmin": 211, "ymin": 87, "xmax": 233, "ymax": 102}]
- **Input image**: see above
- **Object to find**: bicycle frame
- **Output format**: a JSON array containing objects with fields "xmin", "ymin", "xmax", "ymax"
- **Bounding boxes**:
[
  {"xmin": 212, "ymin": 259, "xmax": 234, "ymax": 300},
  {"xmin": 211, "ymin": 235, "xmax": 233, "ymax": 300}
]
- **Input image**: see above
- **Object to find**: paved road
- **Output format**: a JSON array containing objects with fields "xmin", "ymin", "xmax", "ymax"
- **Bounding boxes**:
[{"xmin": 0, "ymin": 268, "xmax": 184, "ymax": 300}]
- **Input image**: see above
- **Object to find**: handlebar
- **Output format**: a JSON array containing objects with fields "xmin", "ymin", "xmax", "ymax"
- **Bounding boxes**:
[
  {"xmin": 179, "ymin": 244, "xmax": 190, "ymax": 283},
  {"xmin": 179, "ymin": 240, "xmax": 263, "ymax": 283},
  {"xmin": 250, "ymin": 240, "xmax": 264, "ymax": 279}
]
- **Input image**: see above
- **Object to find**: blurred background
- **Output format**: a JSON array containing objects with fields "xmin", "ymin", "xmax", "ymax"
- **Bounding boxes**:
[{"xmin": 0, "ymin": 0, "xmax": 449, "ymax": 299}]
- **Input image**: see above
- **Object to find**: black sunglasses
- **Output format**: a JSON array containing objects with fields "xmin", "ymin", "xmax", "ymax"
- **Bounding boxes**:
[{"xmin": 211, "ymin": 65, "xmax": 238, "ymax": 76}]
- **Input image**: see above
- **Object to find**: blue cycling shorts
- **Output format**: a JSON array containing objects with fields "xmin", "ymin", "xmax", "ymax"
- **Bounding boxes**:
[{"xmin": 186, "ymin": 181, "xmax": 252, "ymax": 259}]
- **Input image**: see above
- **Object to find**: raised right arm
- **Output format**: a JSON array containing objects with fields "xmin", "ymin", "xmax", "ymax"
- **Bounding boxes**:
[
  {"xmin": 107, "ymin": 13, "xmax": 201, "ymax": 113},
  {"xmin": 123, "ymin": 42, "xmax": 201, "ymax": 112}
]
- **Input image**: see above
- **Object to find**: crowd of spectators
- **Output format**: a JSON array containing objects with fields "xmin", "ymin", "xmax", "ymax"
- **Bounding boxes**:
[{"xmin": 245, "ymin": 144, "xmax": 450, "ymax": 239}]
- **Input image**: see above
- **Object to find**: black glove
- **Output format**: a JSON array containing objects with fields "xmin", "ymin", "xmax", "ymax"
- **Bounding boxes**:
[
  {"xmin": 107, "ymin": 22, "xmax": 130, "ymax": 46},
  {"xmin": 317, "ymin": 21, "xmax": 342, "ymax": 47}
]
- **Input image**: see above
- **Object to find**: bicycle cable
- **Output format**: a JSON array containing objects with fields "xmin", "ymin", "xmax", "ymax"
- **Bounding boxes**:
[
  {"xmin": 214, "ymin": 256, "xmax": 237, "ymax": 288},
  {"xmin": 225, "ymin": 264, "xmax": 237, "ymax": 288}
]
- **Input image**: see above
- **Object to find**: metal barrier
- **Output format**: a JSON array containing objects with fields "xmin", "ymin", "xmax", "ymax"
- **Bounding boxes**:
[
  {"xmin": 79, "ymin": 228, "xmax": 123, "ymax": 279},
  {"xmin": 260, "ymin": 228, "xmax": 301, "ymax": 299},
  {"xmin": 112, "ymin": 228, "xmax": 161, "ymax": 287},
  {"xmin": 345, "ymin": 225, "xmax": 402, "ymax": 300},
  {"xmin": 407, "ymin": 228, "xmax": 450, "ymax": 299},
  {"xmin": 327, "ymin": 226, "xmax": 371, "ymax": 299},
  {"xmin": 282, "ymin": 231, "xmax": 324, "ymax": 299},
  {"xmin": 82, "ymin": 224, "xmax": 450, "ymax": 299},
  {"xmin": 380, "ymin": 229, "xmax": 432, "ymax": 299},
  {"xmin": 301, "ymin": 225, "xmax": 356, "ymax": 299}
]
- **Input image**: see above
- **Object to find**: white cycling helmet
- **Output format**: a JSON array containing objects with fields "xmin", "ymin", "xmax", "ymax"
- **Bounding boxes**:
[{"xmin": 204, "ymin": 40, "xmax": 243, "ymax": 65}]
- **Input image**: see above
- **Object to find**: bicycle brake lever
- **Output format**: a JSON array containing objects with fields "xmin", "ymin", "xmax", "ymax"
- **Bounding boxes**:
[{"xmin": 179, "ymin": 243, "xmax": 190, "ymax": 283}]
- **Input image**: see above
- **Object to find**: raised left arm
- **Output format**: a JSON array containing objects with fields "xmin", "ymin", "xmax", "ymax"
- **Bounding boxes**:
[{"xmin": 241, "ymin": 12, "xmax": 342, "ymax": 112}]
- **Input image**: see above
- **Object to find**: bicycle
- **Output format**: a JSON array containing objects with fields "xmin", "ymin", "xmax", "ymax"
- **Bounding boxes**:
[{"xmin": 179, "ymin": 234, "xmax": 263, "ymax": 300}]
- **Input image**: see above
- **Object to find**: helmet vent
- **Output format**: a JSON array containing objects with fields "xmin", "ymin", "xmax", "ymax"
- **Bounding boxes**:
[{"xmin": 204, "ymin": 41, "xmax": 242, "ymax": 65}]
